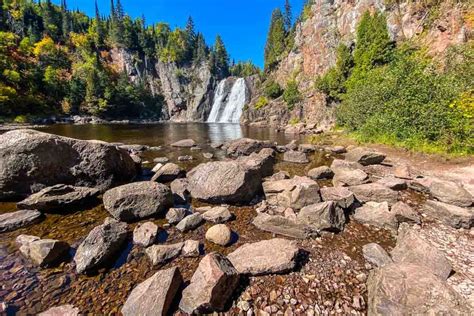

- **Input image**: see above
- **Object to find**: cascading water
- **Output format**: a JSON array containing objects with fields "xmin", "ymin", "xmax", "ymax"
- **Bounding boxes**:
[{"xmin": 207, "ymin": 78, "xmax": 247, "ymax": 123}]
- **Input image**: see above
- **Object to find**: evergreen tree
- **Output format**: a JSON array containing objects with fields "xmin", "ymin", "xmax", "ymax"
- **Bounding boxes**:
[
  {"xmin": 212, "ymin": 35, "xmax": 229, "ymax": 77},
  {"xmin": 184, "ymin": 16, "xmax": 196, "ymax": 60},
  {"xmin": 94, "ymin": 0, "xmax": 105, "ymax": 48},
  {"xmin": 61, "ymin": 0, "xmax": 70, "ymax": 39},
  {"xmin": 264, "ymin": 8, "xmax": 286, "ymax": 72},
  {"xmin": 193, "ymin": 32, "xmax": 208, "ymax": 63},
  {"xmin": 284, "ymin": 0, "xmax": 292, "ymax": 32}
]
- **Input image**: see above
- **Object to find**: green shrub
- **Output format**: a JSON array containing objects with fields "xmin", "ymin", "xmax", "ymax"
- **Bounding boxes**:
[
  {"xmin": 283, "ymin": 80, "xmax": 301, "ymax": 109},
  {"xmin": 254, "ymin": 96, "xmax": 269, "ymax": 110},
  {"xmin": 13, "ymin": 115, "xmax": 28, "ymax": 123},
  {"xmin": 264, "ymin": 80, "xmax": 283, "ymax": 99},
  {"xmin": 289, "ymin": 117, "xmax": 300, "ymax": 126}
]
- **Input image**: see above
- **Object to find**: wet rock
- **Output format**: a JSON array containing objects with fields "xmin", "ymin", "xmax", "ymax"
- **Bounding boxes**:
[
  {"xmin": 203, "ymin": 152, "xmax": 214, "ymax": 159},
  {"xmin": 265, "ymin": 171, "xmax": 290, "ymax": 181},
  {"xmin": 428, "ymin": 179, "xmax": 472, "ymax": 207},
  {"xmin": 350, "ymin": 183, "xmax": 398, "ymax": 205},
  {"xmin": 283, "ymin": 150, "xmax": 309, "ymax": 164},
  {"xmin": 205, "ymin": 224, "xmax": 232, "ymax": 246},
  {"xmin": 179, "ymin": 253, "xmax": 240, "ymax": 314},
  {"xmin": 225, "ymin": 138, "xmax": 273, "ymax": 156},
  {"xmin": 0, "ymin": 129, "xmax": 136, "ymax": 199},
  {"xmin": 263, "ymin": 176, "xmax": 321, "ymax": 210},
  {"xmin": 178, "ymin": 155, "xmax": 193, "ymax": 162},
  {"xmin": 74, "ymin": 218, "xmax": 128, "ymax": 274},
  {"xmin": 377, "ymin": 177, "xmax": 407, "ymax": 191},
  {"xmin": 171, "ymin": 139, "xmax": 196, "ymax": 148},
  {"xmin": 345, "ymin": 148, "xmax": 385, "ymax": 166},
  {"xmin": 0, "ymin": 210, "xmax": 42, "ymax": 233},
  {"xmin": 170, "ymin": 178, "xmax": 190, "ymax": 205},
  {"xmin": 391, "ymin": 228, "xmax": 452, "ymax": 280},
  {"xmin": 320, "ymin": 187, "xmax": 355, "ymax": 209},
  {"xmin": 198, "ymin": 206, "xmax": 233, "ymax": 223},
  {"xmin": 153, "ymin": 157, "xmax": 169, "ymax": 164},
  {"xmin": 151, "ymin": 163, "xmax": 163, "ymax": 173},
  {"xmin": 391, "ymin": 201, "xmax": 421, "ymax": 225},
  {"xmin": 121, "ymin": 267, "xmax": 182, "ymax": 316},
  {"xmin": 332, "ymin": 169, "xmax": 369, "ymax": 187},
  {"xmin": 176, "ymin": 213, "xmax": 203, "ymax": 232},
  {"xmin": 228, "ymin": 238, "xmax": 300, "ymax": 275},
  {"xmin": 297, "ymin": 201, "xmax": 346, "ymax": 232},
  {"xmin": 182, "ymin": 240, "xmax": 200, "ymax": 257},
  {"xmin": 103, "ymin": 181, "xmax": 173, "ymax": 222},
  {"xmin": 166, "ymin": 207, "xmax": 188, "ymax": 225},
  {"xmin": 425, "ymin": 200, "xmax": 473, "ymax": 229},
  {"xmin": 38, "ymin": 305, "xmax": 80, "ymax": 316},
  {"xmin": 367, "ymin": 263, "xmax": 469, "ymax": 315},
  {"xmin": 187, "ymin": 149, "xmax": 275, "ymax": 204},
  {"xmin": 298, "ymin": 144, "xmax": 316, "ymax": 153},
  {"xmin": 120, "ymin": 144, "xmax": 149, "ymax": 152},
  {"xmin": 362, "ymin": 243, "xmax": 393, "ymax": 267},
  {"xmin": 252, "ymin": 213, "xmax": 317, "ymax": 239},
  {"xmin": 353, "ymin": 202, "xmax": 398, "ymax": 234},
  {"xmin": 308, "ymin": 166, "xmax": 334, "ymax": 180},
  {"xmin": 145, "ymin": 242, "xmax": 184, "ymax": 265},
  {"xmin": 17, "ymin": 185, "xmax": 100, "ymax": 212},
  {"xmin": 133, "ymin": 222, "xmax": 159, "ymax": 247},
  {"xmin": 151, "ymin": 163, "xmax": 185, "ymax": 183},
  {"xmin": 19, "ymin": 237, "xmax": 69, "ymax": 267}
]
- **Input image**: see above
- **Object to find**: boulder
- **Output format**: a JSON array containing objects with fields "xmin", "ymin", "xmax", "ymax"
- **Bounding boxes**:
[
  {"xmin": 252, "ymin": 213, "xmax": 318, "ymax": 239},
  {"xmin": 166, "ymin": 207, "xmax": 188, "ymax": 225},
  {"xmin": 265, "ymin": 171, "xmax": 290, "ymax": 181},
  {"xmin": 320, "ymin": 187, "xmax": 355, "ymax": 209},
  {"xmin": 179, "ymin": 253, "xmax": 240, "ymax": 314},
  {"xmin": 198, "ymin": 206, "xmax": 233, "ymax": 223},
  {"xmin": 103, "ymin": 182, "xmax": 173, "ymax": 222},
  {"xmin": 74, "ymin": 218, "xmax": 128, "ymax": 274},
  {"xmin": 0, "ymin": 210, "xmax": 42, "ymax": 233},
  {"xmin": 16, "ymin": 234, "xmax": 40, "ymax": 246},
  {"xmin": 263, "ymin": 176, "xmax": 321, "ymax": 210},
  {"xmin": 393, "ymin": 164, "xmax": 413, "ymax": 179},
  {"xmin": 283, "ymin": 150, "xmax": 309, "ymax": 164},
  {"xmin": 330, "ymin": 159, "xmax": 363, "ymax": 172},
  {"xmin": 145, "ymin": 242, "xmax": 184, "ymax": 265},
  {"xmin": 297, "ymin": 201, "xmax": 346, "ymax": 232},
  {"xmin": 19, "ymin": 237, "xmax": 69, "ymax": 267},
  {"xmin": 237, "ymin": 148, "xmax": 276, "ymax": 178},
  {"xmin": 391, "ymin": 228, "xmax": 452, "ymax": 280},
  {"xmin": 17, "ymin": 185, "xmax": 100, "ymax": 212},
  {"xmin": 171, "ymin": 139, "xmax": 196, "ymax": 148},
  {"xmin": 307, "ymin": 166, "xmax": 334, "ymax": 180},
  {"xmin": 153, "ymin": 157, "xmax": 169, "ymax": 164},
  {"xmin": 350, "ymin": 183, "xmax": 398, "ymax": 205},
  {"xmin": 121, "ymin": 267, "xmax": 182, "ymax": 316},
  {"xmin": 182, "ymin": 240, "xmax": 200, "ymax": 257},
  {"xmin": 151, "ymin": 163, "xmax": 163, "ymax": 173},
  {"xmin": 285, "ymin": 140, "xmax": 298, "ymax": 151},
  {"xmin": 151, "ymin": 163, "xmax": 184, "ymax": 183},
  {"xmin": 170, "ymin": 178, "xmax": 190, "ymax": 205},
  {"xmin": 377, "ymin": 177, "xmax": 407, "ymax": 191},
  {"xmin": 0, "ymin": 129, "xmax": 136, "ymax": 199},
  {"xmin": 203, "ymin": 152, "xmax": 214, "ymax": 159},
  {"xmin": 298, "ymin": 144, "xmax": 316, "ymax": 153},
  {"xmin": 120, "ymin": 144, "xmax": 149, "ymax": 152},
  {"xmin": 391, "ymin": 202, "xmax": 421, "ymax": 225},
  {"xmin": 423, "ymin": 200, "xmax": 473, "ymax": 229},
  {"xmin": 332, "ymin": 169, "xmax": 369, "ymax": 187},
  {"xmin": 38, "ymin": 305, "xmax": 80, "ymax": 316},
  {"xmin": 176, "ymin": 213, "xmax": 203, "ymax": 232},
  {"xmin": 362, "ymin": 243, "xmax": 393, "ymax": 267},
  {"xmin": 187, "ymin": 149, "xmax": 275, "ymax": 204},
  {"xmin": 428, "ymin": 179, "xmax": 472, "ymax": 207},
  {"xmin": 367, "ymin": 263, "xmax": 469, "ymax": 315},
  {"xmin": 133, "ymin": 222, "xmax": 159, "ymax": 247},
  {"xmin": 228, "ymin": 238, "xmax": 299, "ymax": 275},
  {"xmin": 345, "ymin": 148, "xmax": 385, "ymax": 166},
  {"xmin": 353, "ymin": 202, "xmax": 398, "ymax": 234},
  {"xmin": 205, "ymin": 224, "xmax": 232, "ymax": 246},
  {"xmin": 225, "ymin": 138, "xmax": 273, "ymax": 156},
  {"xmin": 327, "ymin": 145, "xmax": 346, "ymax": 154},
  {"xmin": 178, "ymin": 155, "xmax": 193, "ymax": 162}
]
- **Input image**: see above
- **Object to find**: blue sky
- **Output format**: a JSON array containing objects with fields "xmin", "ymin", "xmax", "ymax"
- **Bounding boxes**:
[{"xmin": 54, "ymin": 0, "xmax": 305, "ymax": 68}]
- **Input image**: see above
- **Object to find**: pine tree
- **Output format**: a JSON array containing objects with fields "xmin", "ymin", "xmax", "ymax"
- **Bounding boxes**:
[
  {"xmin": 184, "ymin": 16, "xmax": 196, "ymax": 60},
  {"xmin": 61, "ymin": 0, "xmax": 70, "ymax": 40},
  {"xmin": 212, "ymin": 35, "xmax": 229, "ymax": 77},
  {"xmin": 284, "ymin": 0, "xmax": 292, "ymax": 32},
  {"xmin": 264, "ymin": 8, "xmax": 286, "ymax": 71},
  {"xmin": 193, "ymin": 32, "xmax": 208, "ymax": 64},
  {"xmin": 94, "ymin": 0, "xmax": 105, "ymax": 48}
]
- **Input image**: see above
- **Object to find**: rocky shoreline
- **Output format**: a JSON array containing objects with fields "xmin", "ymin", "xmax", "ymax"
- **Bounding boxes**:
[{"xmin": 0, "ymin": 130, "xmax": 472, "ymax": 315}]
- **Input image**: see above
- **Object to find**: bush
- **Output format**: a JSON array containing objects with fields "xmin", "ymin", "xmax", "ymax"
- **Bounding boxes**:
[
  {"xmin": 264, "ymin": 80, "xmax": 283, "ymax": 99},
  {"xmin": 254, "ymin": 96, "xmax": 268, "ymax": 110},
  {"xmin": 283, "ymin": 80, "xmax": 301, "ymax": 109},
  {"xmin": 13, "ymin": 115, "xmax": 28, "ymax": 123}
]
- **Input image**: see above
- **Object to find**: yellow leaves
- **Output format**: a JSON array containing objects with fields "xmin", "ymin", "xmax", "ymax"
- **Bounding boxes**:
[
  {"xmin": 450, "ymin": 90, "xmax": 474, "ymax": 119},
  {"xmin": 33, "ymin": 36, "xmax": 55, "ymax": 57},
  {"xmin": 0, "ymin": 83, "xmax": 17, "ymax": 103},
  {"xmin": 0, "ymin": 32, "xmax": 17, "ymax": 52},
  {"xmin": 70, "ymin": 33, "xmax": 89, "ymax": 50}
]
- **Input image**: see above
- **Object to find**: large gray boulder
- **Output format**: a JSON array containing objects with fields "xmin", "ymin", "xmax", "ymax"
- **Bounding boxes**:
[
  {"xmin": 283, "ymin": 150, "xmax": 309, "ymax": 164},
  {"xmin": 132, "ymin": 222, "xmax": 159, "ymax": 247},
  {"xmin": 74, "ymin": 218, "xmax": 128, "ymax": 274},
  {"xmin": 103, "ymin": 182, "xmax": 172, "ymax": 222},
  {"xmin": 17, "ymin": 184, "xmax": 100, "ymax": 212},
  {"xmin": 353, "ymin": 202, "xmax": 398, "ymax": 234},
  {"xmin": 367, "ymin": 263, "xmax": 469, "ymax": 315},
  {"xmin": 0, "ymin": 209, "xmax": 42, "ymax": 232},
  {"xmin": 263, "ymin": 176, "xmax": 321, "ymax": 210},
  {"xmin": 151, "ymin": 163, "xmax": 184, "ymax": 183},
  {"xmin": 228, "ymin": 238, "xmax": 300, "ymax": 275},
  {"xmin": 198, "ymin": 206, "xmax": 233, "ymax": 223},
  {"xmin": 252, "ymin": 213, "xmax": 318, "ymax": 239},
  {"xmin": 0, "ymin": 129, "xmax": 136, "ymax": 200},
  {"xmin": 297, "ymin": 201, "xmax": 346, "ymax": 232},
  {"xmin": 179, "ymin": 253, "xmax": 240, "ymax": 314},
  {"xmin": 171, "ymin": 139, "xmax": 196, "ymax": 148},
  {"xmin": 145, "ymin": 242, "xmax": 184, "ymax": 265},
  {"xmin": 18, "ymin": 236, "xmax": 69, "ymax": 267},
  {"xmin": 350, "ymin": 183, "xmax": 399, "ymax": 205},
  {"xmin": 423, "ymin": 200, "xmax": 473, "ymax": 229},
  {"xmin": 307, "ymin": 166, "xmax": 334, "ymax": 180},
  {"xmin": 428, "ymin": 179, "xmax": 472, "ymax": 207},
  {"xmin": 187, "ymin": 149, "xmax": 275, "ymax": 204},
  {"xmin": 225, "ymin": 138, "xmax": 273, "ymax": 156},
  {"xmin": 121, "ymin": 267, "xmax": 182, "ymax": 316},
  {"xmin": 320, "ymin": 186, "xmax": 355, "ymax": 209},
  {"xmin": 332, "ymin": 168, "xmax": 369, "ymax": 187},
  {"xmin": 362, "ymin": 243, "xmax": 393, "ymax": 268},
  {"xmin": 345, "ymin": 148, "xmax": 385, "ymax": 166},
  {"xmin": 176, "ymin": 213, "xmax": 203, "ymax": 232}
]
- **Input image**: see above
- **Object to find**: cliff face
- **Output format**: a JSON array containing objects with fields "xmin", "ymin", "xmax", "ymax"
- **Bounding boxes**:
[{"xmin": 243, "ymin": 0, "xmax": 471, "ymax": 131}]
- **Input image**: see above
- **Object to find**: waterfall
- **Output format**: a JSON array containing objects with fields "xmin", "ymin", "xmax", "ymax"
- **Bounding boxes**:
[{"xmin": 207, "ymin": 78, "xmax": 247, "ymax": 123}]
